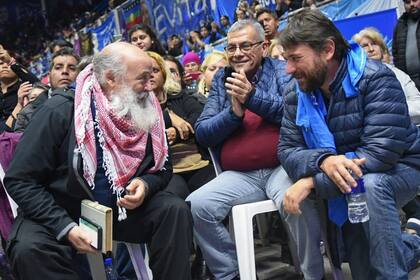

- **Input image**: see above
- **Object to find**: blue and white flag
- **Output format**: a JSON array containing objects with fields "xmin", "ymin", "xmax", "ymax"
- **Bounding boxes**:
[{"xmin": 90, "ymin": 13, "xmax": 119, "ymax": 52}]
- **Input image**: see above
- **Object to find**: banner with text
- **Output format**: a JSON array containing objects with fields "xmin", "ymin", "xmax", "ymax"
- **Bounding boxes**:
[
  {"xmin": 90, "ymin": 13, "xmax": 119, "ymax": 52},
  {"xmin": 143, "ymin": 0, "xmax": 244, "ymax": 41}
]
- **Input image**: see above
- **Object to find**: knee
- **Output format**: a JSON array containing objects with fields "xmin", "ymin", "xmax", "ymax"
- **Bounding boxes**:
[
  {"xmin": 163, "ymin": 195, "xmax": 192, "ymax": 224},
  {"xmin": 8, "ymin": 238, "xmax": 43, "ymax": 265},
  {"xmin": 362, "ymin": 173, "xmax": 393, "ymax": 202},
  {"xmin": 186, "ymin": 190, "xmax": 219, "ymax": 222}
]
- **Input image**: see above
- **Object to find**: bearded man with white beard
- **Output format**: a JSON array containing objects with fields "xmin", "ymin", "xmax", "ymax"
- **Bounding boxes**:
[{"xmin": 4, "ymin": 42, "xmax": 193, "ymax": 280}]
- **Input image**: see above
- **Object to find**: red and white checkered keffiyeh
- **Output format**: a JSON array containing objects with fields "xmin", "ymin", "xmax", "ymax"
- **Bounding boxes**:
[{"xmin": 74, "ymin": 64, "xmax": 168, "ymax": 201}]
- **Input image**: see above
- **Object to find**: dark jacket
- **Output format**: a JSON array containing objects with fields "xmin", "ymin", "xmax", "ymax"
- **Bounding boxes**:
[
  {"xmin": 14, "ymin": 92, "xmax": 48, "ymax": 132},
  {"xmin": 166, "ymin": 90, "xmax": 204, "ymax": 142},
  {"xmin": 279, "ymin": 59, "xmax": 420, "ymax": 199},
  {"xmin": 392, "ymin": 12, "xmax": 420, "ymax": 88},
  {"xmin": 4, "ymin": 88, "xmax": 172, "ymax": 240},
  {"xmin": 0, "ymin": 82, "xmax": 20, "ymax": 133},
  {"xmin": 195, "ymin": 58, "xmax": 290, "ymax": 160}
]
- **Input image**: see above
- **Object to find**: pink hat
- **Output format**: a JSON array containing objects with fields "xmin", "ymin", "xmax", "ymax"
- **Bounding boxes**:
[{"xmin": 182, "ymin": 52, "xmax": 201, "ymax": 66}]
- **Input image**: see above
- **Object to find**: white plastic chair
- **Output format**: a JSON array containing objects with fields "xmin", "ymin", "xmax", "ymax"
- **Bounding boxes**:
[
  {"xmin": 208, "ymin": 149, "xmax": 301, "ymax": 280},
  {"xmin": 231, "ymin": 200, "xmax": 281, "ymax": 280}
]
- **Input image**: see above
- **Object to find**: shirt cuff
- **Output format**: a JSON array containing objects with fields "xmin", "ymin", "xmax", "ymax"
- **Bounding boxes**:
[{"xmin": 57, "ymin": 222, "xmax": 78, "ymax": 241}]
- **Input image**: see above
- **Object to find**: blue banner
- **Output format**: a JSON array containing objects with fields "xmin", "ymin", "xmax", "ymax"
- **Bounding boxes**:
[
  {"xmin": 334, "ymin": 8, "xmax": 397, "ymax": 45},
  {"xmin": 143, "ymin": 0, "xmax": 211, "ymax": 41},
  {"xmin": 212, "ymin": 0, "xmax": 238, "ymax": 25},
  {"xmin": 253, "ymin": 0, "xmax": 276, "ymax": 11},
  {"xmin": 90, "ymin": 13, "xmax": 119, "ymax": 52},
  {"xmin": 321, "ymin": 0, "xmax": 366, "ymax": 20}
]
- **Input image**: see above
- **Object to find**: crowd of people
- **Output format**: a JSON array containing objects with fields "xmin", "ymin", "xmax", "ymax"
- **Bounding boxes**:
[
  {"xmin": 0, "ymin": 1, "xmax": 105, "ymax": 67},
  {"xmin": 0, "ymin": 0, "xmax": 420, "ymax": 280},
  {"xmin": 1, "ymin": 0, "xmax": 308, "ymax": 71}
]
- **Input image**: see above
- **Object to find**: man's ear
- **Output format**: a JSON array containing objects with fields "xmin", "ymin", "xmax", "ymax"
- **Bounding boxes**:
[
  {"xmin": 104, "ymin": 69, "xmax": 116, "ymax": 90},
  {"xmin": 323, "ymin": 39, "xmax": 336, "ymax": 61},
  {"xmin": 262, "ymin": 39, "xmax": 270, "ymax": 52}
]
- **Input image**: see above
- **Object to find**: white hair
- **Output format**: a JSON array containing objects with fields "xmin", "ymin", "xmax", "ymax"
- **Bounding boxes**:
[
  {"xmin": 228, "ymin": 19, "xmax": 265, "ymax": 42},
  {"xmin": 92, "ymin": 51, "xmax": 127, "ymax": 87}
]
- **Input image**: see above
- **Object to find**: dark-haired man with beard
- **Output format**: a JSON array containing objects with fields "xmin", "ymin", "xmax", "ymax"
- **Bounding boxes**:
[
  {"xmin": 393, "ymin": 0, "xmax": 420, "ymax": 90},
  {"xmin": 4, "ymin": 42, "xmax": 192, "ymax": 280},
  {"xmin": 268, "ymin": 9, "xmax": 420, "ymax": 280}
]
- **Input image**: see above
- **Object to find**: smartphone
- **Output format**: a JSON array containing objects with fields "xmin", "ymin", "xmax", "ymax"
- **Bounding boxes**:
[
  {"xmin": 189, "ymin": 72, "xmax": 201, "ymax": 81},
  {"xmin": 223, "ymin": 67, "xmax": 234, "ymax": 83}
]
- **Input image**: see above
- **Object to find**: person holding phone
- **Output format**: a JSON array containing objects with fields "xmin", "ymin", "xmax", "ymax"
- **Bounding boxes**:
[
  {"xmin": 0, "ymin": 45, "xmax": 40, "ymax": 133},
  {"xmin": 182, "ymin": 52, "xmax": 202, "ymax": 92},
  {"xmin": 186, "ymin": 19, "xmax": 290, "ymax": 280}
]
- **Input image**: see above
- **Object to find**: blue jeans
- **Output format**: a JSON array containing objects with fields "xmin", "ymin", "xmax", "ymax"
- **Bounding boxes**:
[
  {"xmin": 186, "ymin": 168, "xmax": 276, "ymax": 280},
  {"xmin": 267, "ymin": 164, "xmax": 420, "ymax": 280},
  {"xmin": 266, "ymin": 167, "xmax": 324, "ymax": 280}
]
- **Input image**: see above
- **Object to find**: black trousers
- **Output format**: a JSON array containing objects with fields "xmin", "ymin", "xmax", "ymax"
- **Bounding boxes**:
[
  {"xmin": 165, "ymin": 165, "xmax": 216, "ymax": 200},
  {"xmin": 7, "ymin": 191, "xmax": 193, "ymax": 280}
]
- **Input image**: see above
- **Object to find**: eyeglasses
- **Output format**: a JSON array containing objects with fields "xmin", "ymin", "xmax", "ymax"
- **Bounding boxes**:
[{"xmin": 224, "ymin": 41, "xmax": 263, "ymax": 55}]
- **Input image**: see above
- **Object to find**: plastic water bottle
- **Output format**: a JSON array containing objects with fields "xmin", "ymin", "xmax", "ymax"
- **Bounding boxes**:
[
  {"xmin": 104, "ymin": 257, "xmax": 118, "ymax": 280},
  {"xmin": 346, "ymin": 178, "xmax": 370, "ymax": 223}
]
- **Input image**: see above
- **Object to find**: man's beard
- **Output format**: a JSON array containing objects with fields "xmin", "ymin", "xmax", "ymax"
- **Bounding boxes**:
[
  {"xmin": 295, "ymin": 58, "xmax": 328, "ymax": 93},
  {"xmin": 109, "ymin": 85, "xmax": 158, "ymax": 132},
  {"xmin": 408, "ymin": 7, "xmax": 420, "ymax": 20}
]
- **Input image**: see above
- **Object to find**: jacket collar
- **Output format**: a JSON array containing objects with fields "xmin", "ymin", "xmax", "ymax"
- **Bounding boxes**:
[
  {"xmin": 399, "ymin": 12, "xmax": 420, "ymax": 24},
  {"xmin": 329, "ymin": 57, "xmax": 348, "ymax": 95}
]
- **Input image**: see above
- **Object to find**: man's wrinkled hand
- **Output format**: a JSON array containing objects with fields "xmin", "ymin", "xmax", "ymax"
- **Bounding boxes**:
[
  {"xmin": 117, "ymin": 178, "xmax": 146, "ymax": 210},
  {"xmin": 283, "ymin": 177, "xmax": 314, "ymax": 215},
  {"xmin": 320, "ymin": 155, "xmax": 366, "ymax": 193},
  {"xmin": 67, "ymin": 226, "xmax": 98, "ymax": 254}
]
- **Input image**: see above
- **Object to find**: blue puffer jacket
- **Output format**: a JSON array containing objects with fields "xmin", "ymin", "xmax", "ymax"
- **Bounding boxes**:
[
  {"xmin": 195, "ymin": 58, "xmax": 290, "ymax": 158},
  {"xmin": 279, "ymin": 59, "xmax": 420, "ymax": 199}
]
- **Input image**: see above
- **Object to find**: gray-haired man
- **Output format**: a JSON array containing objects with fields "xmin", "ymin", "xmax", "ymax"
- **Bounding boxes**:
[
  {"xmin": 5, "ymin": 42, "xmax": 192, "ymax": 280},
  {"xmin": 186, "ymin": 20, "xmax": 290, "ymax": 280}
]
